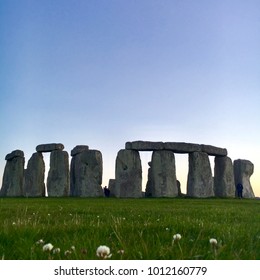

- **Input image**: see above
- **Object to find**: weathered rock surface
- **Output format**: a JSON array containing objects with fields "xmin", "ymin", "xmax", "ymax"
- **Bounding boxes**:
[
  {"xmin": 214, "ymin": 156, "xmax": 235, "ymax": 197},
  {"xmin": 200, "ymin": 144, "xmax": 227, "ymax": 156},
  {"xmin": 5, "ymin": 150, "xmax": 24, "ymax": 161},
  {"xmin": 36, "ymin": 143, "xmax": 64, "ymax": 153},
  {"xmin": 126, "ymin": 141, "xmax": 164, "ymax": 151},
  {"xmin": 0, "ymin": 150, "xmax": 25, "ymax": 196},
  {"xmin": 187, "ymin": 152, "xmax": 214, "ymax": 197},
  {"xmin": 71, "ymin": 145, "xmax": 89, "ymax": 156},
  {"xmin": 70, "ymin": 150, "xmax": 103, "ymax": 197},
  {"xmin": 47, "ymin": 150, "xmax": 69, "ymax": 197},
  {"xmin": 233, "ymin": 159, "xmax": 255, "ymax": 198},
  {"xmin": 126, "ymin": 141, "xmax": 227, "ymax": 156},
  {"xmin": 24, "ymin": 152, "xmax": 45, "ymax": 197},
  {"xmin": 145, "ymin": 162, "xmax": 153, "ymax": 197},
  {"xmin": 164, "ymin": 142, "xmax": 201, "ymax": 153},
  {"xmin": 115, "ymin": 149, "xmax": 142, "ymax": 198},
  {"xmin": 108, "ymin": 179, "xmax": 117, "ymax": 197},
  {"xmin": 148, "ymin": 150, "xmax": 178, "ymax": 197}
]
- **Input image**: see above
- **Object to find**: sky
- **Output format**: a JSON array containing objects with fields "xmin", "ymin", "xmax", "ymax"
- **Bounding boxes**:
[{"xmin": 0, "ymin": 0, "xmax": 259, "ymax": 196}]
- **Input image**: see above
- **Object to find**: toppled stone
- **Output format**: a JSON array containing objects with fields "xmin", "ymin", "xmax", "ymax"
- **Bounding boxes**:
[
  {"xmin": 201, "ymin": 144, "xmax": 227, "ymax": 156},
  {"xmin": 47, "ymin": 150, "xmax": 70, "ymax": 197},
  {"xmin": 36, "ymin": 143, "xmax": 64, "ymax": 153},
  {"xmin": 24, "ymin": 152, "xmax": 45, "ymax": 197},
  {"xmin": 148, "ymin": 150, "xmax": 178, "ymax": 197},
  {"xmin": 71, "ymin": 145, "xmax": 89, "ymax": 156},
  {"xmin": 233, "ymin": 159, "xmax": 255, "ymax": 198},
  {"xmin": 125, "ymin": 141, "xmax": 164, "ymax": 151},
  {"xmin": 70, "ymin": 150, "xmax": 103, "ymax": 197},
  {"xmin": 5, "ymin": 150, "xmax": 24, "ymax": 161},
  {"xmin": 164, "ymin": 142, "xmax": 201, "ymax": 153},
  {"xmin": 214, "ymin": 156, "xmax": 235, "ymax": 197},
  {"xmin": 0, "ymin": 152, "xmax": 25, "ymax": 197},
  {"xmin": 115, "ymin": 149, "xmax": 142, "ymax": 198},
  {"xmin": 187, "ymin": 152, "xmax": 214, "ymax": 197}
]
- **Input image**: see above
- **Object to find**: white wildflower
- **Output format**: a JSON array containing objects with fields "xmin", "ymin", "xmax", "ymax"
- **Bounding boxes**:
[
  {"xmin": 71, "ymin": 246, "xmax": 76, "ymax": 251},
  {"xmin": 209, "ymin": 238, "xmax": 218, "ymax": 246},
  {"xmin": 173, "ymin": 234, "xmax": 182, "ymax": 241},
  {"xmin": 36, "ymin": 239, "xmax": 44, "ymax": 245},
  {"xmin": 96, "ymin": 245, "xmax": 112, "ymax": 259},
  {"xmin": 43, "ymin": 243, "xmax": 54, "ymax": 252},
  {"xmin": 53, "ymin": 248, "xmax": 60, "ymax": 254}
]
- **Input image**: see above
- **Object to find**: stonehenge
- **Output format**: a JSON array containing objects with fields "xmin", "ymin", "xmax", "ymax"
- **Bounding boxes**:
[{"xmin": 0, "ymin": 141, "xmax": 256, "ymax": 198}]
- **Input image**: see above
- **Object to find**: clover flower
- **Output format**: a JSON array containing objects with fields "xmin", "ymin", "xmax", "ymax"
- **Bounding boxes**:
[
  {"xmin": 53, "ymin": 248, "xmax": 60, "ymax": 254},
  {"xmin": 209, "ymin": 238, "xmax": 218, "ymax": 246},
  {"xmin": 36, "ymin": 239, "xmax": 44, "ymax": 245},
  {"xmin": 173, "ymin": 234, "xmax": 182, "ymax": 241},
  {"xmin": 96, "ymin": 245, "xmax": 112, "ymax": 259},
  {"xmin": 43, "ymin": 243, "xmax": 54, "ymax": 252}
]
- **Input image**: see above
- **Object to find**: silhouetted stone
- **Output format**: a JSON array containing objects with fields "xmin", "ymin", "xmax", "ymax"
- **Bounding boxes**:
[
  {"xmin": 108, "ymin": 179, "xmax": 118, "ymax": 197},
  {"xmin": 187, "ymin": 152, "xmax": 214, "ymax": 197},
  {"xmin": 0, "ymin": 150, "xmax": 25, "ymax": 197},
  {"xmin": 233, "ymin": 159, "xmax": 255, "ymax": 198},
  {"xmin": 36, "ymin": 143, "xmax": 64, "ymax": 153},
  {"xmin": 214, "ymin": 156, "xmax": 235, "ymax": 197},
  {"xmin": 71, "ymin": 145, "xmax": 89, "ymax": 156},
  {"xmin": 201, "ymin": 144, "xmax": 227, "ymax": 156},
  {"xmin": 164, "ymin": 142, "xmax": 201, "ymax": 153},
  {"xmin": 126, "ymin": 141, "xmax": 227, "ymax": 156},
  {"xmin": 24, "ymin": 152, "xmax": 45, "ymax": 197},
  {"xmin": 126, "ymin": 141, "xmax": 164, "ymax": 151},
  {"xmin": 47, "ymin": 150, "xmax": 69, "ymax": 197},
  {"xmin": 149, "ymin": 150, "xmax": 178, "ymax": 197},
  {"xmin": 70, "ymin": 150, "xmax": 103, "ymax": 197},
  {"xmin": 115, "ymin": 149, "xmax": 142, "ymax": 198},
  {"xmin": 5, "ymin": 150, "xmax": 24, "ymax": 161}
]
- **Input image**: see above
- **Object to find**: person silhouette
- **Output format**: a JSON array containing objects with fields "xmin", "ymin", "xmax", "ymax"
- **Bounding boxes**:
[
  {"xmin": 104, "ymin": 186, "xmax": 110, "ymax": 198},
  {"xmin": 236, "ymin": 183, "xmax": 243, "ymax": 199}
]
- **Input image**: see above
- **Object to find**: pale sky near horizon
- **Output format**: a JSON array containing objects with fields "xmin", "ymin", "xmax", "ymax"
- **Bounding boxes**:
[{"xmin": 0, "ymin": 0, "xmax": 259, "ymax": 196}]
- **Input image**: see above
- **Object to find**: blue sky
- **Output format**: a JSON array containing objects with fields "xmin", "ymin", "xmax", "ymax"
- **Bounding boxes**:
[{"xmin": 1, "ymin": 0, "xmax": 259, "ymax": 196}]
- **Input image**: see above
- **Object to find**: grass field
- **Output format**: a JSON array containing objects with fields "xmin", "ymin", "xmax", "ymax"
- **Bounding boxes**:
[{"xmin": 0, "ymin": 197, "xmax": 259, "ymax": 260}]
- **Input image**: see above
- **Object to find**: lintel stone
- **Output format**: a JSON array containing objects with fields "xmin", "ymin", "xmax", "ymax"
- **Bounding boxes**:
[
  {"xmin": 164, "ymin": 142, "xmax": 201, "ymax": 153},
  {"xmin": 71, "ymin": 145, "xmax": 89, "ymax": 156},
  {"xmin": 126, "ymin": 141, "xmax": 164, "ymax": 151},
  {"xmin": 201, "ymin": 144, "xmax": 227, "ymax": 156},
  {"xmin": 5, "ymin": 150, "xmax": 24, "ymax": 161},
  {"xmin": 36, "ymin": 143, "xmax": 64, "ymax": 153}
]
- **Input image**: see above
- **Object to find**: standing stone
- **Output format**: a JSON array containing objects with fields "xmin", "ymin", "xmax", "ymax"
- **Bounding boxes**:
[
  {"xmin": 233, "ymin": 159, "xmax": 255, "ymax": 198},
  {"xmin": 0, "ymin": 150, "xmax": 25, "ymax": 197},
  {"xmin": 149, "ymin": 150, "xmax": 178, "ymax": 197},
  {"xmin": 70, "ymin": 150, "xmax": 103, "ymax": 197},
  {"xmin": 214, "ymin": 156, "xmax": 235, "ymax": 197},
  {"xmin": 115, "ymin": 149, "xmax": 142, "ymax": 198},
  {"xmin": 187, "ymin": 152, "xmax": 214, "ymax": 197},
  {"xmin": 108, "ymin": 179, "xmax": 118, "ymax": 197},
  {"xmin": 177, "ymin": 180, "xmax": 182, "ymax": 196},
  {"xmin": 145, "ymin": 162, "xmax": 153, "ymax": 197},
  {"xmin": 47, "ymin": 150, "xmax": 69, "ymax": 197},
  {"xmin": 24, "ymin": 152, "xmax": 45, "ymax": 197}
]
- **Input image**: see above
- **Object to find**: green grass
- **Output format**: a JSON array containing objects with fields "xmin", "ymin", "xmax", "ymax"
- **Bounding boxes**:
[{"xmin": 0, "ymin": 198, "xmax": 259, "ymax": 260}]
